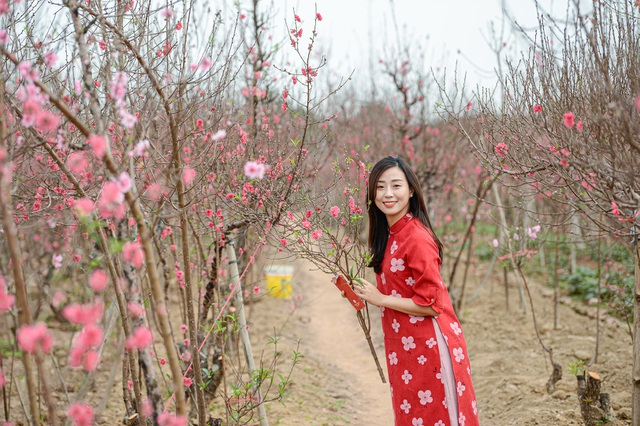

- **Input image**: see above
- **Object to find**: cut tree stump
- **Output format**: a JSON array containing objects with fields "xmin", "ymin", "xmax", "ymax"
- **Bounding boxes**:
[{"xmin": 577, "ymin": 371, "xmax": 611, "ymax": 426}]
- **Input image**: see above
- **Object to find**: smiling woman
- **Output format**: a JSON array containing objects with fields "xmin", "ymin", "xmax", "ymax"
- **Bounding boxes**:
[
  {"xmin": 374, "ymin": 167, "xmax": 414, "ymax": 227},
  {"xmin": 353, "ymin": 155, "xmax": 479, "ymax": 426}
]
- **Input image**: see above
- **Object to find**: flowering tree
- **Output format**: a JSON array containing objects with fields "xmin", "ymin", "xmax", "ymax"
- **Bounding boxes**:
[
  {"xmin": 440, "ymin": 0, "xmax": 640, "ymax": 423},
  {"xmin": 0, "ymin": 0, "xmax": 340, "ymax": 424},
  {"xmin": 267, "ymin": 148, "xmax": 391, "ymax": 382}
]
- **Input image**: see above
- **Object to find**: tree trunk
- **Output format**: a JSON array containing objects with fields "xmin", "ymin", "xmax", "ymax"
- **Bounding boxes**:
[
  {"xmin": 632, "ymin": 242, "xmax": 640, "ymax": 424},
  {"xmin": 492, "ymin": 185, "xmax": 526, "ymax": 313},
  {"xmin": 553, "ymin": 229, "xmax": 560, "ymax": 331}
]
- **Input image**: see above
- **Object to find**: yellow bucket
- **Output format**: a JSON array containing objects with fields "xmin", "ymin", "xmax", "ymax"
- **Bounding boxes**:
[{"xmin": 264, "ymin": 265, "xmax": 293, "ymax": 298}]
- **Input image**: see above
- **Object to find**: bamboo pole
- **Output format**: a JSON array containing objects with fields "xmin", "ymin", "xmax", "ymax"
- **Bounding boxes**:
[{"xmin": 226, "ymin": 240, "xmax": 268, "ymax": 426}]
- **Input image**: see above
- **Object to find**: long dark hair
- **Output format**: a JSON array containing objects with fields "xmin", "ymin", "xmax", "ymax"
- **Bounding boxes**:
[{"xmin": 367, "ymin": 156, "xmax": 443, "ymax": 273}]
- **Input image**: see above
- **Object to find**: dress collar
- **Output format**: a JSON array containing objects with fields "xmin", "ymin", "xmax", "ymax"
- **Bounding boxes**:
[{"xmin": 389, "ymin": 213, "xmax": 413, "ymax": 235}]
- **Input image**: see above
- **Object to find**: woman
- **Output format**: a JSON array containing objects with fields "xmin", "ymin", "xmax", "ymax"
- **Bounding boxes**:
[{"xmin": 354, "ymin": 156, "xmax": 479, "ymax": 426}]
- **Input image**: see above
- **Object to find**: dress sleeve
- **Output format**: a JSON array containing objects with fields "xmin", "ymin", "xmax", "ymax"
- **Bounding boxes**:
[{"xmin": 405, "ymin": 229, "xmax": 444, "ymax": 314}]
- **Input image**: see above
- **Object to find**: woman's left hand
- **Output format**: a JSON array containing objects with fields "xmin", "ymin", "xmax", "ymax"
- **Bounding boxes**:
[{"xmin": 353, "ymin": 278, "xmax": 386, "ymax": 307}]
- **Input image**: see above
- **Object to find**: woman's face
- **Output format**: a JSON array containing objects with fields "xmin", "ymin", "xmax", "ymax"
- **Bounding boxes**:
[{"xmin": 374, "ymin": 166, "xmax": 413, "ymax": 227}]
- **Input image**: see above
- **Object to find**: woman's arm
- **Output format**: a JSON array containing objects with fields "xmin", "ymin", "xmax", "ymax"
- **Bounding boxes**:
[{"xmin": 353, "ymin": 278, "xmax": 439, "ymax": 317}]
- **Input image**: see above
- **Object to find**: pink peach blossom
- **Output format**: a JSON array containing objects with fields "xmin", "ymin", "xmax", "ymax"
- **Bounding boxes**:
[
  {"xmin": 563, "ymin": 112, "xmax": 575, "ymax": 128},
  {"xmin": 74, "ymin": 198, "xmax": 94, "ymax": 217},
  {"xmin": 67, "ymin": 152, "xmax": 87, "ymax": 174},
  {"xmin": 44, "ymin": 51, "xmax": 58, "ymax": 68},
  {"xmin": 52, "ymin": 253, "xmax": 63, "ymax": 268},
  {"xmin": 129, "ymin": 139, "xmax": 150, "ymax": 157},
  {"xmin": 243, "ymin": 161, "xmax": 265, "ymax": 180},
  {"xmin": 128, "ymin": 302, "xmax": 145, "ymax": 318},
  {"xmin": 87, "ymin": 134, "xmax": 107, "ymax": 158},
  {"xmin": 612, "ymin": 201, "xmax": 621, "ymax": 216},
  {"xmin": 98, "ymin": 181, "xmax": 124, "ymax": 208},
  {"xmin": 63, "ymin": 300, "xmax": 104, "ymax": 326},
  {"xmin": 146, "ymin": 182, "xmax": 166, "ymax": 201},
  {"xmin": 67, "ymin": 402, "xmax": 94, "ymax": 426},
  {"xmin": 76, "ymin": 324, "xmax": 103, "ymax": 348},
  {"xmin": 158, "ymin": 413, "xmax": 188, "ymax": 426},
  {"xmin": 182, "ymin": 167, "xmax": 196, "ymax": 185},
  {"xmin": 35, "ymin": 110, "xmax": 60, "ymax": 133},
  {"xmin": 0, "ymin": 290, "xmax": 15, "ymax": 312},
  {"xmin": 125, "ymin": 326, "xmax": 153, "ymax": 350},
  {"xmin": 123, "ymin": 241, "xmax": 145, "ymax": 269},
  {"xmin": 17, "ymin": 323, "xmax": 53, "ymax": 354},
  {"xmin": 82, "ymin": 350, "xmax": 99, "ymax": 371},
  {"xmin": 119, "ymin": 109, "xmax": 137, "ymax": 128},
  {"xmin": 211, "ymin": 129, "xmax": 226, "ymax": 141},
  {"xmin": 494, "ymin": 142, "xmax": 508, "ymax": 158},
  {"xmin": 89, "ymin": 269, "xmax": 109, "ymax": 292},
  {"xmin": 160, "ymin": 6, "xmax": 174, "ymax": 18},
  {"xmin": 116, "ymin": 172, "xmax": 132, "ymax": 193}
]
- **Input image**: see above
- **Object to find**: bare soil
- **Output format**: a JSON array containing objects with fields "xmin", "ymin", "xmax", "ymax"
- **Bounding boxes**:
[{"xmin": 249, "ymin": 259, "xmax": 633, "ymax": 426}]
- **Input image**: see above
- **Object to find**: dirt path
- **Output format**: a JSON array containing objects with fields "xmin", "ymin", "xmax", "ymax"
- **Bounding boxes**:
[
  {"xmin": 300, "ymin": 264, "xmax": 393, "ymax": 425},
  {"xmin": 254, "ymin": 259, "xmax": 394, "ymax": 425}
]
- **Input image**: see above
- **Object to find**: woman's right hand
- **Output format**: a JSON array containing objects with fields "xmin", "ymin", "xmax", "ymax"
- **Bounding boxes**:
[{"xmin": 353, "ymin": 278, "xmax": 385, "ymax": 307}]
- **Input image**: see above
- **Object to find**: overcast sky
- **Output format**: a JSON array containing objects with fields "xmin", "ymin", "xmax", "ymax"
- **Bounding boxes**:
[{"xmin": 274, "ymin": 0, "xmax": 570, "ymax": 92}]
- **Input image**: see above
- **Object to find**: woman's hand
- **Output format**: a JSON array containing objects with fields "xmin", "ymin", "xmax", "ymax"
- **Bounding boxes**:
[
  {"xmin": 353, "ymin": 278, "xmax": 386, "ymax": 307},
  {"xmin": 352, "ymin": 277, "xmax": 440, "ymax": 317}
]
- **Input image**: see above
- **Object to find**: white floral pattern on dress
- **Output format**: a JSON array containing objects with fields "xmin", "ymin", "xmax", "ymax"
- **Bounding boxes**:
[
  {"xmin": 457, "ymin": 381, "xmax": 466, "ymax": 396},
  {"xmin": 472, "ymin": 400, "xmax": 478, "ymax": 415},
  {"xmin": 390, "ymin": 240, "xmax": 398, "ymax": 254},
  {"xmin": 435, "ymin": 421, "xmax": 445, "ymax": 426},
  {"xmin": 381, "ymin": 273, "xmax": 386, "ymax": 285},
  {"xmin": 405, "ymin": 276, "xmax": 416, "ymax": 286},
  {"xmin": 390, "ymin": 258, "xmax": 405, "ymax": 272},
  {"xmin": 389, "ymin": 352, "xmax": 398, "ymax": 365},
  {"xmin": 450, "ymin": 322, "xmax": 462, "ymax": 336},
  {"xmin": 402, "ymin": 336, "xmax": 416, "ymax": 351},
  {"xmin": 425, "ymin": 338, "xmax": 437, "ymax": 348},
  {"xmin": 392, "ymin": 319, "xmax": 400, "ymax": 333},
  {"xmin": 453, "ymin": 347, "xmax": 465, "ymax": 363},
  {"xmin": 402, "ymin": 369, "xmax": 413, "ymax": 384},
  {"xmin": 417, "ymin": 355, "xmax": 427, "ymax": 365},
  {"xmin": 459, "ymin": 412, "xmax": 467, "ymax": 426},
  {"xmin": 409, "ymin": 315, "xmax": 425, "ymax": 324},
  {"xmin": 411, "ymin": 418, "xmax": 423, "ymax": 426},
  {"xmin": 418, "ymin": 390, "xmax": 433, "ymax": 405},
  {"xmin": 400, "ymin": 399, "xmax": 411, "ymax": 414}
]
